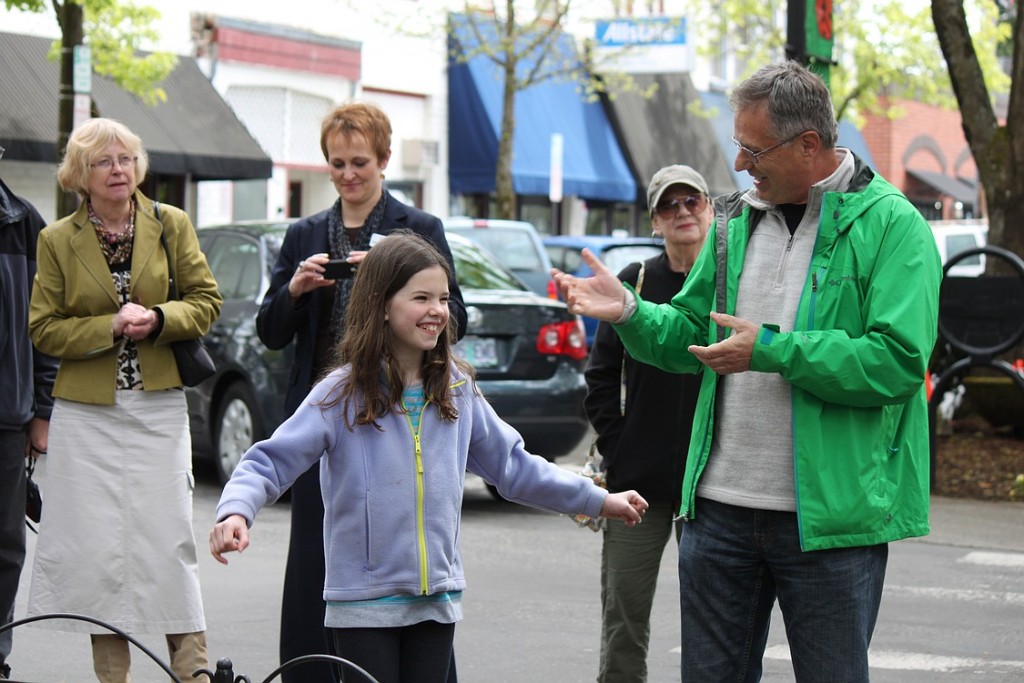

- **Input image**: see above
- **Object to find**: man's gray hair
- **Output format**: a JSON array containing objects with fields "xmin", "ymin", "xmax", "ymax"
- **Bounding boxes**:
[{"xmin": 729, "ymin": 61, "xmax": 838, "ymax": 149}]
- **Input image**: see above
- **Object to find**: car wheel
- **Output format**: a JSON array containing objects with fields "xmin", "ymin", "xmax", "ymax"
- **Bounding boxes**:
[{"xmin": 213, "ymin": 381, "xmax": 263, "ymax": 484}]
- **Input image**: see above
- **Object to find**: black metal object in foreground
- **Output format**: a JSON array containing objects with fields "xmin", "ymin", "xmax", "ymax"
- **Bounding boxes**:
[
  {"xmin": 929, "ymin": 245, "xmax": 1024, "ymax": 488},
  {"xmin": 0, "ymin": 615, "xmax": 380, "ymax": 682},
  {"xmin": 0, "ymin": 613, "xmax": 180, "ymax": 681},
  {"xmin": 256, "ymin": 654, "xmax": 379, "ymax": 683}
]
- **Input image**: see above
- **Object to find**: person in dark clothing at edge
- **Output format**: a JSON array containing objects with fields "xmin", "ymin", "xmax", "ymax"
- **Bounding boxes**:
[
  {"xmin": 0, "ymin": 163, "xmax": 58, "ymax": 682},
  {"xmin": 555, "ymin": 62, "xmax": 941, "ymax": 681},
  {"xmin": 585, "ymin": 165, "xmax": 712, "ymax": 683},
  {"xmin": 254, "ymin": 103, "xmax": 467, "ymax": 683}
]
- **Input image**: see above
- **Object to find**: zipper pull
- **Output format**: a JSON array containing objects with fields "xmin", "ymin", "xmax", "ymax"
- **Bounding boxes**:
[
  {"xmin": 812, "ymin": 272, "xmax": 818, "ymax": 292},
  {"xmin": 414, "ymin": 433, "xmax": 423, "ymax": 472}
]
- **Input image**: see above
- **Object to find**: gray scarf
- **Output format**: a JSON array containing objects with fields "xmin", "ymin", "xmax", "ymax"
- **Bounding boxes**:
[{"xmin": 326, "ymin": 192, "xmax": 389, "ymax": 341}]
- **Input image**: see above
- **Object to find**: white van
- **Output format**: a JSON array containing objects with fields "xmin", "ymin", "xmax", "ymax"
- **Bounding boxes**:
[{"xmin": 929, "ymin": 220, "xmax": 988, "ymax": 277}]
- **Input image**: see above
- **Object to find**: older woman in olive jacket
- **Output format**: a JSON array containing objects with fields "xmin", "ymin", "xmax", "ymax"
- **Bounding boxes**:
[{"xmin": 27, "ymin": 118, "xmax": 221, "ymax": 683}]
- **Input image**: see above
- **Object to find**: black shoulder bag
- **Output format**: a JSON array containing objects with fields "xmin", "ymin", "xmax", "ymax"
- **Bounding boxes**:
[{"xmin": 154, "ymin": 202, "xmax": 217, "ymax": 387}]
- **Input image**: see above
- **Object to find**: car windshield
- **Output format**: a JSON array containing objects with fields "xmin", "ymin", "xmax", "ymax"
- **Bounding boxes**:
[
  {"xmin": 264, "ymin": 231, "xmax": 284, "ymax": 254},
  {"xmin": 602, "ymin": 245, "xmax": 663, "ymax": 273},
  {"xmin": 945, "ymin": 232, "xmax": 983, "ymax": 266},
  {"xmin": 450, "ymin": 239, "xmax": 527, "ymax": 291},
  {"xmin": 447, "ymin": 228, "xmax": 543, "ymax": 272}
]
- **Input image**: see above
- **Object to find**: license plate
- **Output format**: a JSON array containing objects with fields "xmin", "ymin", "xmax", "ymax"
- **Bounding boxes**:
[{"xmin": 456, "ymin": 336, "xmax": 498, "ymax": 368}]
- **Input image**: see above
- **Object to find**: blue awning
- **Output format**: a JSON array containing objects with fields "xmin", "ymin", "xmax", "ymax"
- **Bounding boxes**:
[
  {"xmin": 447, "ymin": 15, "xmax": 636, "ymax": 202},
  {"xmin": 697, "ymin": 89, "xmax": 876, "ymax": 194}
]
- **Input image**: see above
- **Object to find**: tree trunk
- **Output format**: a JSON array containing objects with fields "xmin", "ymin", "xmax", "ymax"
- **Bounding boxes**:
[
  {"xmin": 495, "ymin": 64, "xmax": 517, "ymax": 219},
  {"xmin": 495, "ymin": 10, "xmax": 518, "ymax": 221},
  {"xmin": 932, "ymin": 0, "xmax": 1024, "ymax": 364},
  {"xmin": 57, "ymin": 1, "xmax": 83, "ymax": 219},
  {"xmin": 931, "ymin": 0, "xmax": 1024, "ymax": 269}
]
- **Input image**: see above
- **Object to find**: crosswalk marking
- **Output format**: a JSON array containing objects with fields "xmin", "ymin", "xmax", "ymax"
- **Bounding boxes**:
[
  {"xmin": 885, "ymin": 583, "xmax": 1024, "ymax": 606},
  {"xmin": 960, "ymin": 550, "xmax": 1024, "ymax": 568},
  {"xmin": 764, "ymin": 645, "xmax": 1024, "ymax": 673}
]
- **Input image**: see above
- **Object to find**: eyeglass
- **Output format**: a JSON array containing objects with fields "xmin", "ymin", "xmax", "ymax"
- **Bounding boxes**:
[
  {"xmin": 654, "ymin": 193, "xmax": 707, "ymax": 220},
  {"xmin": 90, "ymin": 155, "xmax": 137, "ymax": 171},
  {"xmin": 732, "ymin": 132, "xmax": 805, "ymax": 165}
]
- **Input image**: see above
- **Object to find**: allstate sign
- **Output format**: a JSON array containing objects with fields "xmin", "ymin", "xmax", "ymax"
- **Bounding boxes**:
[{"xmin": 595, "ymin": 17, "xmax": 686, "ymax": 46}]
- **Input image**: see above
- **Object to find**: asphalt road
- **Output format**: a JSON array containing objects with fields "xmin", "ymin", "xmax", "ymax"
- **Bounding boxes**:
[{"xmin": 8, "ymin": 440, "xmax": 1024, "ymax": 682}]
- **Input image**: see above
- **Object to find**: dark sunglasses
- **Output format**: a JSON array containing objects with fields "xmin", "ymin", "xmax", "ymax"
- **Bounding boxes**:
[{"xmin": 654, "ymin": 194, "xmax": 707, "ymax": 220}]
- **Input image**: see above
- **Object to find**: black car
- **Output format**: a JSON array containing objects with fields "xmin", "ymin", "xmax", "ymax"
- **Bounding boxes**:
[{"xmin": 189, "ymin": 223, "xmax": 590, "ymax": 483}]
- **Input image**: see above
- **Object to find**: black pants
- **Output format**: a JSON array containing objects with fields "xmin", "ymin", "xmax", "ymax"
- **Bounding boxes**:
[
  {"xmin": 280, "ymin": 465, "xmax": 335, "ymax": 682},
  {"xmin": 332, "ymin": 621, "xmax": 455, "ymax": 683},
  {"xmin": 0, "ymin": 430, "xmax": 27, "ymax": 674}
]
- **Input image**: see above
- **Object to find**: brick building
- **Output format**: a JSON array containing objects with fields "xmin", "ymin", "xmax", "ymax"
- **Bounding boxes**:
[{"xmin": 862, "ymin": 98, "xmax": 982, "ymax": 221}]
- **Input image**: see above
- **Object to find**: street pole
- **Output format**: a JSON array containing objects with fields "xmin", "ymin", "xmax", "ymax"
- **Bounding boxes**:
[
  {"xmin": 56, "ymin": 1, "xmax": 85, "ymax": 218},
  {"xmin": 549, "ymin": 132, "xmax": 564, "ymax": 234},
  {"xmin": 786, "ymin": 0, "xmax": 835, "ymax": 87}
]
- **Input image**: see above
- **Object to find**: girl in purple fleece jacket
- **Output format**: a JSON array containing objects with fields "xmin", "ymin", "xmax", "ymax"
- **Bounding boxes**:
[{"xmin": 210, "ymin": 231, "xmax": 648, "ymax": 683}]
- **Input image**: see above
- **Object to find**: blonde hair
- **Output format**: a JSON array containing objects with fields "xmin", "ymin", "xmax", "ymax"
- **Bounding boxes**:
[
  {"xmin": 319, "ymin": 102, "xmax": 392, "ymax": 162},
  {"xmin": 56, "ymin": 118, "xmax": 149, "ymax": 197}
]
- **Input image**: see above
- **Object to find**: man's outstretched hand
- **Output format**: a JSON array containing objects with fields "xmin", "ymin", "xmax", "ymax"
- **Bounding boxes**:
[{"xmin": 551, "ymin": 248, "xmax": 628, "ymax": 323}]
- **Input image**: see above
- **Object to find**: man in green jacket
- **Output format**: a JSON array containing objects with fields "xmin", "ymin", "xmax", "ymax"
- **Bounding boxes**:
[{"xmin": 554, "ymin": 61, "xmax": 941, "ymax": 682}]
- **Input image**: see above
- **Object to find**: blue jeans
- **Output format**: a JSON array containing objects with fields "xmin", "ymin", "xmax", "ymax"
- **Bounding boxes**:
[{"xmin": 678, "ymin": 498, "xmax": 888, "ymax": 682}]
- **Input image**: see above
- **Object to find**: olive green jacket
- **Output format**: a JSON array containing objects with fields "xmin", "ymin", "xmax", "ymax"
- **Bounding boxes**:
[
  {"xmin": 616, "ymin": 157, "xmax": 942, "ymax": 551},
  {"xmin": 29, "ymin": 191, "xmax": 221, "ymax": 405}
]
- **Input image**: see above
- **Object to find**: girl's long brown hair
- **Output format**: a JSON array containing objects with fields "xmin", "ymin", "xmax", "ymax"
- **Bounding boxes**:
[{"xmin": 319, "ymin": 230, "xmax": 474, "ymax": 429}]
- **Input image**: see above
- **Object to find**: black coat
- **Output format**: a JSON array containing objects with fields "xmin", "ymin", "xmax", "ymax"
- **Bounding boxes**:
[
  {"xmin": 584, "ymin": 252, "xmax": 701, "ymax": 504},
  {"xmin": 0, "ymin": 177, "xmax": 57, "ymax": 429}
]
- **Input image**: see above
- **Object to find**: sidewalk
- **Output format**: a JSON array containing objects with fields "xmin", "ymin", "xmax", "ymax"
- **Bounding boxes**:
[{"xmin": 926, "ymin": 494, "xmax": 1024, "ymax": 552}]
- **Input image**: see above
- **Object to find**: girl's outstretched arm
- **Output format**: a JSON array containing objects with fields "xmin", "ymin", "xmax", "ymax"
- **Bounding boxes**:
[
  {"xmin": 210, "ymin": 514, "xmax": 250, "ymax": 565},
  {"xmin": 600, "ymin": 490, "xmax": 649, "ymax": 527}
]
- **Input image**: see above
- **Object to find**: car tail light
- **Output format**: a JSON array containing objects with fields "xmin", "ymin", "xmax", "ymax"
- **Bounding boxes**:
[
  {"xmin": 546, "ymin": 278, "xmax": 560, "ymax": 300},
  {"xmin": 537, "ymin": 320, "xmax": 588, "ymax": 360}
]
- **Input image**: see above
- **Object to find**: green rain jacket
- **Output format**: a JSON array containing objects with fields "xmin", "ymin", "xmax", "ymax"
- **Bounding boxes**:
[{"xmin": 615, "ymin": 156, "xmax": 942, "ymax": 551}]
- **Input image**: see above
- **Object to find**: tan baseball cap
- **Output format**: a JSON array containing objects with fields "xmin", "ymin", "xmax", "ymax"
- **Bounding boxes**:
[{"xmin": 646, "ymin": 165, "xmax": 710, "ymax": 215}]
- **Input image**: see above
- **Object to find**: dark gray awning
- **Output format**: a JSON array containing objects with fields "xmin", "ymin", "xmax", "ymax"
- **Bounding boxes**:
[
  {"xmin": 601, "ymin": 72, "xmax": 738, "ymax": 199},
  {"xmin": 906, "ymin": 168, "xmax": 978, "ymax": 205},
  {"xmin": 0, "ymin": 31, "xmax": 272, "ymax": 180}
]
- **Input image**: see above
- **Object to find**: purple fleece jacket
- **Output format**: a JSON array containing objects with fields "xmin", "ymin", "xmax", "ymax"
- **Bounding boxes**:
[{"xmin": 216, "ymin": 364, "xmax": 607, "ymax": 602}]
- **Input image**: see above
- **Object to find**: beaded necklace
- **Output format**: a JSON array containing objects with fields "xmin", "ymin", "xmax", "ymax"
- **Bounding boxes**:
[{"xmin": 88, "ymin": 199, "xmax": 136, "ymax": 265}]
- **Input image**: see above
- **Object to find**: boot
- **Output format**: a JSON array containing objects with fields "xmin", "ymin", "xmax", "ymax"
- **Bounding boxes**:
[
  {"xmin": 91, "ymin": 634, "xmax": 131, "ymax": 683},
  {"xmin": 166, "ymin": 631, "xmax": 208, "ymax": 681}
]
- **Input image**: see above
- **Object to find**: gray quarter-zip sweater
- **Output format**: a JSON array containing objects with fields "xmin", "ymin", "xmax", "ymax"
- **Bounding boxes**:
[{"xmin": 697, "ymin": 150, "xmax": 856, "ymax": 511}]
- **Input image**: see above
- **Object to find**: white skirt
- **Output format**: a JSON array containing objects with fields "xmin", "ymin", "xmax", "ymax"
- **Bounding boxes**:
[{"xmin": 27, "ymin": 390, "xmax": 206, "ymax": 634}]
